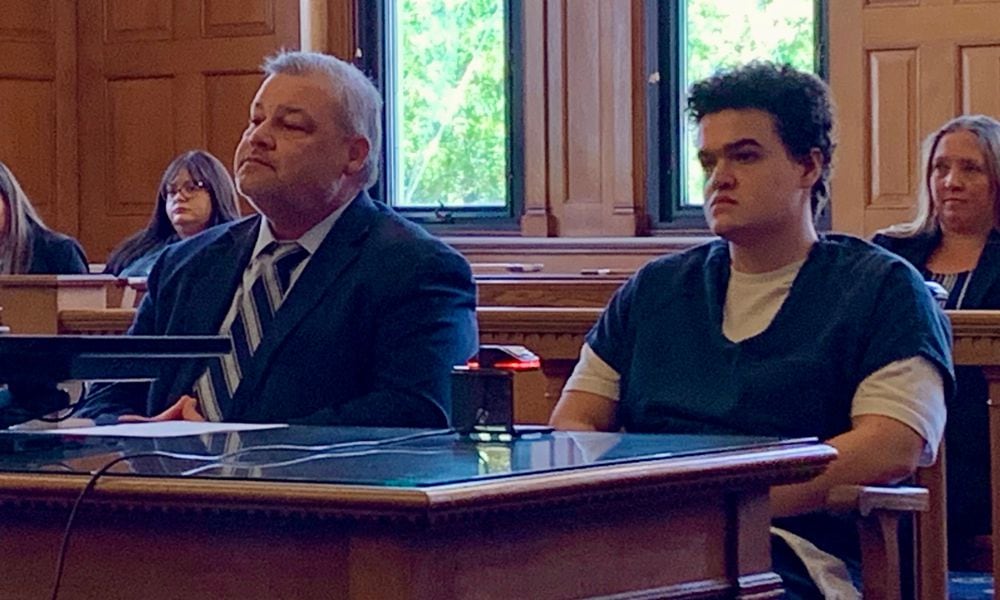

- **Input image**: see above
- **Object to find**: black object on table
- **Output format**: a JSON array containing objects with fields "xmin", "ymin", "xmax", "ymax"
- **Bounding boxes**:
[{"xmin": 0, "ymin": 334, "xmax": 229, "ymax": 428}]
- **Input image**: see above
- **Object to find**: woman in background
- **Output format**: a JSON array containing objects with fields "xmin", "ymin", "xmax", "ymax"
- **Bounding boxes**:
[
  {"xmin": 104, "ymin": 150, "xmax": 239, "ymax": 277},
  {"xmin": 0, "ymin": 161, "xmax": 88, "ymax": 274},
  {"xmin": 0, "ymin": 161, "xmax": 89, "ymax": 421},
  {"xmin": 873, "ymin": 114, "xmax": 1000, "ymax": 569}
]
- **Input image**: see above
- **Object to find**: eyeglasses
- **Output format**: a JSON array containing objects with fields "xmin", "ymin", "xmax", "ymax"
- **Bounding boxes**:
[{"xmin": 166, "ymin": 180, "xmax": 207, "ymax": 197}]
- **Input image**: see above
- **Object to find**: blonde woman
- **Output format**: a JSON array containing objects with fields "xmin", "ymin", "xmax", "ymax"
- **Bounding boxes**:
[
  {"xmin": 874, "ymin": 114, "xmax": 1000, "ymax": 569},
  {"xmin": 0, "ymin": 161, "xmax": 88, "ymax": 423},
  {"xmin": 0, "ymin": 161, "xmax": 87, "ymax": 274}
]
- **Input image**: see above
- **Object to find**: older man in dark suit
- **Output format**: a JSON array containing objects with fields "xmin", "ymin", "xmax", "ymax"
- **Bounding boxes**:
[{"xmin": 79, "ymin": 51, "xmax": 477, "ymax": 427}]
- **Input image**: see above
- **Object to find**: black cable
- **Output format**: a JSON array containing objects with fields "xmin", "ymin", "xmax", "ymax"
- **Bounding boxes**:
[
  {"xmin": 181, "ymin": 447, "xmax": 450, "ymax": 476},
  {"xmin": 50, "ymin": 451, "xmax": 171, "ymax": 600},
  {"xmin": 48, "ymin": 428, "xmax": 454, "ymax": 598},
  {"xmin": 201, "ymin": 427, "xmax": 455, "ymax": 464},
  {"xmin": 36, "ymin": 401, "xmax": 86, "ymax": 424}
]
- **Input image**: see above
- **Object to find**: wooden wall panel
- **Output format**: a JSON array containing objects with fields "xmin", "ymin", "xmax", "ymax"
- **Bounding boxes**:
[
  {"xmin": 961, "ymin": 46, "xmax": 1000, "ymax": 116},
  {"xmin": 829, "ymin": 0, "xmax": 1000, "ymax": 237},
  {"xmin": 78, "ymin": 0, "xmax": 299, "ymax": 260},
  {"xmin": 0, "ymin": 0, "xmax": 76, "ymax": 237},
  {"xmin": 203, "ymin": 0, "xmax": 275, "ymax": 38},
  {"xmin": 563, "ymin": 1, "xmax": 602, "ymax": 218},
  {"xmin": 107, "ymin": 77, "xmax": 176, "ymax": 214},
  {"xmin": 0, "ymin": 0, "xmax": 54, "ymax": 42},
  {"xmin": 324, "ymin": 0, "xmax": 355, "ymax": 60},
  {"xmin": 868, "ymin": 50, "xmax": 917, "ymax": 213},
  {"xmin": 539, "ymin": 0, "xmax": 642, "ymax": 237},
  {"xmin": 205, "ymin": 71, "xmax": 266, "ymax": 212},
  {"xmin": 520, "ymin": 0, "xmax": 554, "ymax": 236},
  {"xmin": 0, "ymin": 80, "xmax": 56, "ymax": 213},
  {"xmin": 106, "ymin": 0, "xmax": 173, "ymax": 42}
]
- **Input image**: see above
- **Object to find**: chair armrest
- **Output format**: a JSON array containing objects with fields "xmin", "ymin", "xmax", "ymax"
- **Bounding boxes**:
[{"xmin": 827, "ymin": 485, "xmax": 929, "ymax": 517}]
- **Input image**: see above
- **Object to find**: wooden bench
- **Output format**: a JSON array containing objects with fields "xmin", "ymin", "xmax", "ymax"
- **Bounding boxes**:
[
  {"xmin": 476, "ymin": 276, "xmax": 624, "ymax": 308},
  {"xmin": 66, "ymin": 274, "xmax": 626, "ymax": 311}
]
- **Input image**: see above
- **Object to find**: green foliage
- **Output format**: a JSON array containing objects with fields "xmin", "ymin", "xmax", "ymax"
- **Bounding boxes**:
[
  {"xmin": 684, "ymin": 0, "xmax": 816, "ymax": 206},
  {"xmin": 397, "ymin": 0, "xmax": 507, "ymax": 208},
  {"xmin": 393, "ymin": 0, "xmax": 815, "ymax": 211}
]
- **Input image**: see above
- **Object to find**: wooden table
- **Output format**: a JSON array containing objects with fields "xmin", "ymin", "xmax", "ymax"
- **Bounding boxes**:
[{"xmin": 0, "ymin": 427, "xmax": 834, "ymax": 599}]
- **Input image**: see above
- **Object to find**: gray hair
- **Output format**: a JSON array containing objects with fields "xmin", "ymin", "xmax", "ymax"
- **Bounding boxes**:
[
  {"xmin": 879, "ymin": 114, "xmax": 1000, "ymax": 238},
  {"xmin": 0, "ymin": 161, "xmax": 48, "ymax": 274},
  {"xmin": 263, "ymin": 50, "xmax": 383, "ymax": 190}
]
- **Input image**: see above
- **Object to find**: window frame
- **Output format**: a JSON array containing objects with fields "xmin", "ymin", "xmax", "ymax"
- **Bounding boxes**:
[
  {"xmin": 356, "ymin": 0, "xmax": 524, "ymax": 232},
  {"xmin": 646, "ymin": 0, "xmax": 830, "ymax": 232}
]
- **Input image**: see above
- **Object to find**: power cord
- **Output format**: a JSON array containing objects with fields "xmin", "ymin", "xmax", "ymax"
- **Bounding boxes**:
[
  {"xmin": 181, "ymin": 447, "xmax": 449, "ymax": 476},
  {"xmin": 49, "ymin": 427, "xmax": 454, "ymax": 599}
]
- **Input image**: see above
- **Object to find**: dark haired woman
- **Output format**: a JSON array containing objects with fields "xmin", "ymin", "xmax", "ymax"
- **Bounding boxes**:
[{"xmin": 105, "ymin": 150, "xmax": 239, "ymax": 277}]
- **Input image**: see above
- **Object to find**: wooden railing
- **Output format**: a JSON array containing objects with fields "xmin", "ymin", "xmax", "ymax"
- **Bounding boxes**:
[
  {"xmin": 21, "ymin": 273, "xmax": 626, "ymax": 312},
  {"xmin": 476, "ymin": 277, "xmax": 623, "ymax": 308}
]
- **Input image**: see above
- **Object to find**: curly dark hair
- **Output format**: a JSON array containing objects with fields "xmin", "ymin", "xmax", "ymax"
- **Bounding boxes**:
[{"xmin": 687, "ymin": 61, "xmax": 836, "ymax": 219}]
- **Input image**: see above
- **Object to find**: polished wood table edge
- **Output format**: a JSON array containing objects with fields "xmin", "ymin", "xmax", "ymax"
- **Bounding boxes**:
[{"xmin": 0, "ymin": 442, "xmax": 834, "ymax": 524}]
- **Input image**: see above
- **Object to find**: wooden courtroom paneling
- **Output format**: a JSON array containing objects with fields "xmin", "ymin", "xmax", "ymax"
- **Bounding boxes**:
[
  {"xmin": 829, "ymin": 0, "xmax": 1000, "ymax": 237},
  {"xmin": 77, "ymin": 0, "xmax": 300, "ymax": 260},
  {"xmin": 961, "ymin": 46, "xmax": 1000, "ymax": 116},
  {"xmin": 522, "ymin": 0, "xmax": 644, "ymax": 237},
  {"xmin": 867, "ymin": 50, "xmax": 918, "ymax": 213},
  {"xmin": 0, "ymin": 0, "xmax": 78, "ymax": 234}
]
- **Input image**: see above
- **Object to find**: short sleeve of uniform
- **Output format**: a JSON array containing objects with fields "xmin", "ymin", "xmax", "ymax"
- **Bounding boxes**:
[
  {"xmin": 585, "ymin": 274, "xmax": 641, "ymax": 374},
  {"xmin": 858, "ymin": 258, "xmax": 954, "ymax": 395}
]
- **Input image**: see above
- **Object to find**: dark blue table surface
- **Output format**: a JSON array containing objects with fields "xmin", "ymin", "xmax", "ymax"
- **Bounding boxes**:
[{"xmin": 0, "ymin": 426, "xmax": 810, "ymax": 488}]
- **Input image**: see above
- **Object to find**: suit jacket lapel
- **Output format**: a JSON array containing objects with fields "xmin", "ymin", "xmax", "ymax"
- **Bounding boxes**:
[{"xmin": 228, "ymin": 195, "xmax": 377, "ymax": 417}]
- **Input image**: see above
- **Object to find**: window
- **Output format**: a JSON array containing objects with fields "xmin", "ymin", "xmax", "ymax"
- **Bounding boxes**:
[
  {"xmin": 358, "ymin": 0, "xmax": 522, "ymax": 227},
  {"xmin": 648, "ymin": 0, "xmax": 824, "ymax": 229}
]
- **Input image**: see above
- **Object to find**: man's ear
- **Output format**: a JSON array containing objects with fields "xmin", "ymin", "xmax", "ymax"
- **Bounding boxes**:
[
  {"xmin": 799, "ymin": 148, "xmax": 823, "ymax": 190},
  {"xmin": 344, "ymin": 136, "xmax": 371, "ymax": 176}
]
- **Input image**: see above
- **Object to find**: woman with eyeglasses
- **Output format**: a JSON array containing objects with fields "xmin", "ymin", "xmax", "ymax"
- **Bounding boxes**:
[
  {"xmin": 0, "ymin": 161, "xmax": 88, "ymax": 275},
  {"xmin": 104, "ymin": 150, "xmax": 240, "ymax": 277}
]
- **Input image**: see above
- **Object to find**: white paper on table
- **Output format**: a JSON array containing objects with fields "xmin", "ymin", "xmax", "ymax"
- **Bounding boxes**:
[{"xmin": 25, "ymin": 421, "xmax": 288, "ymax": 438}]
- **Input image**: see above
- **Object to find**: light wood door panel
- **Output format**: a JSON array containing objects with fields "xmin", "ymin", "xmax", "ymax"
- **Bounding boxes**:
[
  {"xmin": 830, "ymin": 0, "xmax": 1000, "ymax": 237},
  {"xmin": 77, "ymin": 0, "xmax": 299, "ymax": 261},
  {"xmin": 0, "ymin": 0, "xmax": 78, "ymax": 237}
]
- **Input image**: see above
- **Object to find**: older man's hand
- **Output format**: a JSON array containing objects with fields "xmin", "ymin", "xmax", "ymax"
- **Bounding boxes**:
[{"xmin": 118, "ymin": 395, "xmax": 205, "ymax": 423}]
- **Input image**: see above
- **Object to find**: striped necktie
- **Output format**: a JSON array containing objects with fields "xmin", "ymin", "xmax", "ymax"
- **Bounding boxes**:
[{"xmin": 195, "ymin": 241, "xmax": 309, "ymax": 420}]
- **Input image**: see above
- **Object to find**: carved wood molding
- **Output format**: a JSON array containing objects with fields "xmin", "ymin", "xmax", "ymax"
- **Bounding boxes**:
[
  {"xmin": 477, "ymin": 279, "xmax": 623, "ymax": 308},
  {"xmin": 0, "ymin": 444, "xmax": 832, "ymax": 525},
  {"xmin": 57, "ymin": 308, "xmax": 135, "ymax": 334},
  {"xmin": 947, "ymin": 310, "xmax": 1000, "ymax": 366},
  {"xmin": 476, "ymin": 306, "xmax": 601, "ymax": 334}
]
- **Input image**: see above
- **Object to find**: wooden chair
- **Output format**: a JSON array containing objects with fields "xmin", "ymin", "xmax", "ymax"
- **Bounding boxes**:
[{"xmin": 827, "ymin": 453, "xmax": 947, "ymax": 599}]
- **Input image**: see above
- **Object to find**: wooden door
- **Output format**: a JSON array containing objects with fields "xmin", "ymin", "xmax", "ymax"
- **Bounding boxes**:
[
  {"xmin": 829, "ymin": 0, "xmax": 1000, "ymax": 237},
  {"xmin": 0, "ymin": 1, "xmax": 78, "ymax": 235},
  {"xmin": 77, "ymin": 0, "xmax": 300, "ymax": 260}
]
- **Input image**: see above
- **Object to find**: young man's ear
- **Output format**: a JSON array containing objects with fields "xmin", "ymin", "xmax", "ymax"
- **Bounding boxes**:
[{"xmin": 799, "ymin": 148, "xmax": 823, "ymax": 189}]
